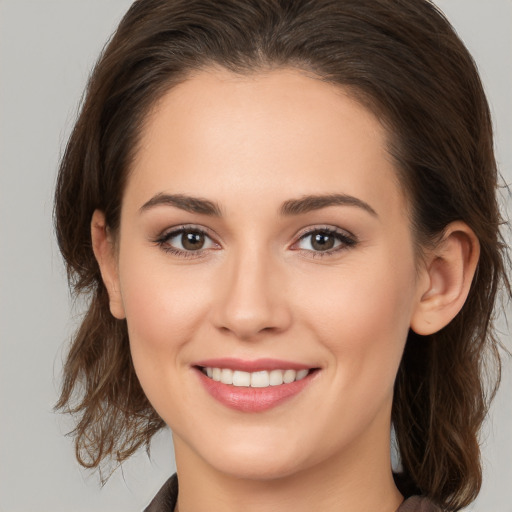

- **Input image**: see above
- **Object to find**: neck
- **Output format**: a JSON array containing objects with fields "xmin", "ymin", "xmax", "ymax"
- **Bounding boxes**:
[{"xmin": 173, "ymin": 427, "xmax": 403, "ymax": 512}]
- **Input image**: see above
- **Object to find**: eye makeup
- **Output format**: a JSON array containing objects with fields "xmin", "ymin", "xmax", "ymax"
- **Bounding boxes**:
[
  {"xmin": 153, "ymin": 225, "xmax": 220, "ymax": 259},
  {"xmin": 152, "ymin": 223, "xmax": 358, "ymax": 260},
  {"xmin": 291, "ymin": 226, "xmax": 358, "ymax": 258}
]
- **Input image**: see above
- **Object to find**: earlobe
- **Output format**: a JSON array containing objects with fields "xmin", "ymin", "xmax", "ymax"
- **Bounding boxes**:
[
  {"xmin": 91, "ymin": 210, "xmax": 126, "ymax": 320},
  {"xmin": 410, "ymin": 221, "xmax": 480, "ymax": 336}
]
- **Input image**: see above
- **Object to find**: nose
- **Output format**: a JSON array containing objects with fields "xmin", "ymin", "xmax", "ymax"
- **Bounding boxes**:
[{"xmin": 211, "ymin": 248, "xmax": 292, "ymax": 340}]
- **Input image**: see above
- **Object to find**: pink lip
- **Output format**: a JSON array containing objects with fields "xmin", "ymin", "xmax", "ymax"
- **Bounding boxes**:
[
  {"xmin": 193, "ymin": 357, "xmax": 312, "ymax": 372},
  {"xmin": 193, "ymin": 359, "xmax": 319, "ymax": 413}
]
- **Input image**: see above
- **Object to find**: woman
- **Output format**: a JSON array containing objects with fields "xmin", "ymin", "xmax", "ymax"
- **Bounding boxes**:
[{"xmin": 54, "ymin": 0, "xmax": 510, "ymax": 511}]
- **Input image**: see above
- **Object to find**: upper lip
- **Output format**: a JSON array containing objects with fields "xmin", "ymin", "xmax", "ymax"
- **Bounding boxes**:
[{"xmin": 193, "ymin": 358, "xmax": 316, "ymax": 372}]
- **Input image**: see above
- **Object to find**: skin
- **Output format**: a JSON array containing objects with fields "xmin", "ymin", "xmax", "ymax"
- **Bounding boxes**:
[{"xmin": 92, "ymin": 67, "xmax": 479, "ymax": 512}]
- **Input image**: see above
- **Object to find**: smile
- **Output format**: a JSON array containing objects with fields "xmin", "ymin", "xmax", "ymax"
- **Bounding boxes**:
[
  {"xmin": 194, "ymin": 359, "xmax": 319, "ymax": 412},
  {"xmin": 200, "ymin": 367, "xmax": 311, "ymax": 387}
]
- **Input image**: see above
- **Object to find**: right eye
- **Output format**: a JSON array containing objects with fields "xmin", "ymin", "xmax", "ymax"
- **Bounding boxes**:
[{"xmin": 155, "ymin": 227, "xmax": 219, "ymax": 257}]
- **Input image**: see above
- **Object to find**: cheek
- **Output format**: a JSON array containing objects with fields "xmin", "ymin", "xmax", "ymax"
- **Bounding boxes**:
[
  {"xmin": 117, "ymin": 249, "xmax": 213, "ymax": 358},
  {"xmin": 299, "ymin": 251, "xmax": 416, "ymax": 395}
]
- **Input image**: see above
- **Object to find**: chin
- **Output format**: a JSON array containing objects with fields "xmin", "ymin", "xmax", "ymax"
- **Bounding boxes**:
[
  {"xmin": 212, "ymin": 455, "xmax": 306, "ymax": 481},
  {"xmin": 195, "ymin": 434, "xmax": 316, "ymax": 481}
]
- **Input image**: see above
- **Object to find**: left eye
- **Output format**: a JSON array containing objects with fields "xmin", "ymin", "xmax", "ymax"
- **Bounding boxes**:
[{"xmin": 295, "ymin": 229, "xmax": 355, "ymax": 252}]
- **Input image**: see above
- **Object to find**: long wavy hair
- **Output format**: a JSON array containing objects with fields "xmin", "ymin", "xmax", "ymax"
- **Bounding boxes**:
[{"xmin": 54, "ymin": 0, "xmax": 510, "ymax": 509}]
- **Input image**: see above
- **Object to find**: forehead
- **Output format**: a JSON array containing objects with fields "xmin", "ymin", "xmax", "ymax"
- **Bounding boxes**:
[{"xmin": 127, "ymin": 67, "xmax": 406, "ymax": 219}]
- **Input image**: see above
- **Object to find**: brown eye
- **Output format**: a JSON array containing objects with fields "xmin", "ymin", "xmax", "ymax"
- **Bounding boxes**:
[
  {"xmin": 158, "ymin": 227, "xmax": 218, "ymax": 255},
  {"xmin": 294, "ymin": 228, "xmax": 357, "ymax": 255},
  {"xmin": 181, "ymin": 231, "xmax": 205, "ymax": 250},
  {"xmin": 310, "ymin": 232, "xmax": 335, "ymax": 251}
]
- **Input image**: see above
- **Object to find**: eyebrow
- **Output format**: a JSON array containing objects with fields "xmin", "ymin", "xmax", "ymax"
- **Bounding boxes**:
[
  {"xmin": 140, "ymin": 192, "xmax": 377, "ymax": 218},
  {"xmin": 140, "ymin": 193, "xmax": 222, "ymax": 216},
  {"xmin": 280, "ymin": 194, "xmax": 378, "ymax": 217}
]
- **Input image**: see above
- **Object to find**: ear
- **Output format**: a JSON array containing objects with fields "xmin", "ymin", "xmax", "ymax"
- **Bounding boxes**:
[
  {"xmin": 91, "ymin": 210, "xmax": 126, "ymax": 319},
  {"xmin": 410, "ymin": 221, "xmax": 480, "ymax": 335}
]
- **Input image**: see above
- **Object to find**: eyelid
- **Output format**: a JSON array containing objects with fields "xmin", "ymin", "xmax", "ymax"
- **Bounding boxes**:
[
  {"xmin": 155, "ymin": 223, "xmax": 219, "ymax": 239},
  {"xmin": 153, "ymin": 224, "xmax": 221, "ymax": 257},
  {"xmin": 152, "ymin": 223, "xmax": 357, "ymax": 259},
  {"xmin": 290, "ymin": 225, "xmax": 358, "ymax": 255},
  {"xmin": 293, "ymin": 224, "xmax": 356, "ymax": 242}
]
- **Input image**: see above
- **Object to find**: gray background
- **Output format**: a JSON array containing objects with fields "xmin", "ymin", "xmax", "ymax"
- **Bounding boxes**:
[{"xmin": 0, "ymin": 1, "xmax": 510, "ymax": 510}]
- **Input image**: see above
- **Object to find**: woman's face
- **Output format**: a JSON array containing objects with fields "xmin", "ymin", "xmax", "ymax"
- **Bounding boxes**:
[{"xmin": 108, "ymin": 67, "xmax": 427, "ymax": 480}]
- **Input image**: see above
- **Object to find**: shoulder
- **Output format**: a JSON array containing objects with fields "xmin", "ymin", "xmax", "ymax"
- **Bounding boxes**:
[{"xmin": 397, "ymin": 496, "xmax": 444, "ymax": 512}]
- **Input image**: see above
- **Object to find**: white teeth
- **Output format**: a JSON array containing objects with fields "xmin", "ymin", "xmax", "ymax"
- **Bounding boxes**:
[
  {"xmin": 251, "ymin": 371, "xmax": 270, "ymax": 388},
  {"xmin": 296, "ymin": 369, "xmax": 309, "ymax": 381},
  {"xmin": 220, "ymin": 368, "xmax": 233, "ymax": 385},
  {"xmin": 283, "ymin": 369, "xmax": 296, "ymax": 383},
  {"xmin": 232, "ymin": 370, "xmax": 251, "ymax": 387},
  {"xmin": 269, "ymin": 369, "xmax": 284, "ymax": 386},
  {"xmin": 202, "ymin": 367, "xmax": 312, "ymax": 387}
]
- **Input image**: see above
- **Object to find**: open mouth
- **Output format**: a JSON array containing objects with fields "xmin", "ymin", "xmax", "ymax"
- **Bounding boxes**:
[
  {"xmin": 197, "ymin": 366, "xmax": 318, "ymax": 388},
  {"xmin": 194, "ymin": 362, "xmax": 320, "ymax": 412}
]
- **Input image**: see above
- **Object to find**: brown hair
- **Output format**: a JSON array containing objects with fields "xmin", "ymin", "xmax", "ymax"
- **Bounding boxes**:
[{"xmin": 54, "ymin": 0, "xmax": 510, "ymax": 509}]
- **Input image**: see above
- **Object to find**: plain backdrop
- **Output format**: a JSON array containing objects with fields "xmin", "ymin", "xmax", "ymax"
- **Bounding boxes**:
[{"xmin": 0, "ymin": 1, "xmax": 510, "ymax": 511}]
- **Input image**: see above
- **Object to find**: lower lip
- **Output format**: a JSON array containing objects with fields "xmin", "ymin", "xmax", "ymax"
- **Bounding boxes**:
[{"xmin": 195, "ymin": 368, "xmax": 317, "ymax": 412}]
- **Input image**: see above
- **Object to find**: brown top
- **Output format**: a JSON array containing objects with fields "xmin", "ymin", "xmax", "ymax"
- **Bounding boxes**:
[
  {"xmin": 144, "ymin": 474, "xmax": 178, "ymax": 512},
  {"xmin": 397, "ymin": 495, "xmax": 442, "ymax": 512},
  {"xmin": 144, "ymin": 474, "xmax": 442, "ymax": 512}
]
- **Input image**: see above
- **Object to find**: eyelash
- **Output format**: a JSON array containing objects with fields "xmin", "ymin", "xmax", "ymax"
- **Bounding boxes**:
[
  {"xmin": 154, "ymin": 225, "xmax": 358, "ymax": 259},
  {"xmin": 292, "ymin": 226, "xmax": 358, "ymax": 258},
  {"xmin": 154, "ymin": 225, "xmax": 218, "ymax": 259}
]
